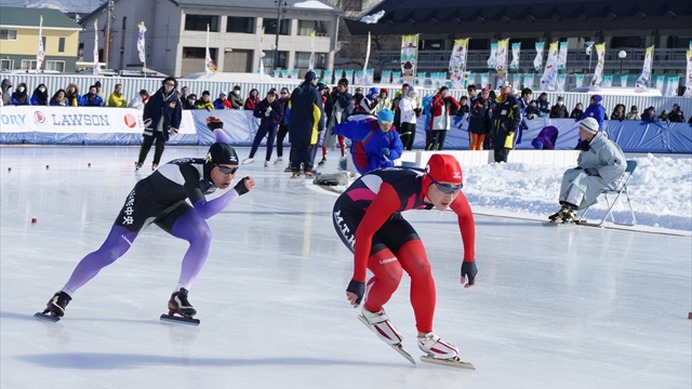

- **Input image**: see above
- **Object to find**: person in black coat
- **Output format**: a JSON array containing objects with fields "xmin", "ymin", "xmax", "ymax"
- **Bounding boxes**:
[
  {"xmin": 287, "ymin": 71, "xmax": 325, "ymax": 177},
  {"xmin": 549, "ymin": 96, "xmax": 569, "ymax": 118},
  {"xmin": 136, "ymin": 77, "xmax": 182, "ymax": 171}
]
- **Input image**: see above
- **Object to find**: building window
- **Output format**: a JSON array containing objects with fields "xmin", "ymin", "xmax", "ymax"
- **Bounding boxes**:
[
  {"xmin": 0, "ymin": 29, "xmax": 17, "ymax": 40},
  {"xmin": 20, "ymin": 59, "xmax": 37, "ymax": 70},
  {"xmin": 183, "ymin": 47, "xmax": 217, "ymax": 60},
  {"xmin": 421, "ymin": 39, "xmax": 444, "ymax": 51},
  {"xmin": 0, "ymin": 59, "xmax": 13, "ymax": 70},
  {"xmin": 297, "ymin": 20, "xmax": 328, "ymax": 37},
  {"xmin": 263, "ymin": 51, "xmax": 288, "ymax": 68},
  {"xmin": 58, "ymin": 37, "xmax": 65, "ymax": 53},
  {"xmin": 227, "ymin": 16, "xmax": 255, "ymax": 33},
  {"xmin": 45, "ymin": 60, "xmax": 65, "ymax": 72},
  {"xmin": 295, "ymin": 52, "xmax": 326, "ymax": 69},
  {"xmin": 185, "ymin": 15, "xmax": 219, "ymax": 32},
  {"xmin": 263, "ymin": 18, "xmax": 289, "ymax": 35}
]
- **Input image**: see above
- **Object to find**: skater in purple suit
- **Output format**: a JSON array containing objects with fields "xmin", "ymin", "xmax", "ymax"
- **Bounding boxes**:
[{"xmin": 39, "ymin": 116, "xmax": 255, "ymax": 321}]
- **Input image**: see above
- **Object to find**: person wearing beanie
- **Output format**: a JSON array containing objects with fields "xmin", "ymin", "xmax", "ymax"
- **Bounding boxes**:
[
  {"xmin": 332, "ymin": 153, "xmax": 478, "ymax": 365},
  {"xmin": 136, "ymin": 77, "xmax": 182, "ymax": 171},
  {"xmin": 244, "ymin": 88, "xmax": 284, "ymax": 166},
  {"xmin": 288, "ymin": 67, "xmax": 324, "ymax": 177},
  {"xmin": 38, "ymin": 121, "xmax": 256, "ymax": 323},
  {"xmin": 332, "ymin": 108, "xmax": 403, "ymax": 175},
  {"xmin": 548, "ymin": 117, "xmax": 626, "ymax": 223},
  {"xmin": 427, "ymin": 86, "xmax": 462, "ymax": 150},
  {"xmin": 489, "ymin": 81, "xmax": 521, "ymax": 162}
]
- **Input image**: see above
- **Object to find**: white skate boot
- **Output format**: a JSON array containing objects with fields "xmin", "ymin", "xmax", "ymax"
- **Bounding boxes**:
[
  {"xmin": 417, "ymin": 332, "xmax": 459, "ymax": 359},
  {"xmin": 359, "ymin": 308, "xmax": 403, "ymax": 345}
]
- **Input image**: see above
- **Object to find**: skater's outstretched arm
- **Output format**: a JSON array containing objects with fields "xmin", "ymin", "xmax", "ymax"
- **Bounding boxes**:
[{"xmin": 450, "ymin": 191, "xmax": 477, "ymax": 288}]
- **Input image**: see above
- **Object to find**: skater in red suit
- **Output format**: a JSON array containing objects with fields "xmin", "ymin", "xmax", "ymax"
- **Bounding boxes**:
[{"xmin": 332, "ymin": 153, "xmax": 478, "ymax": 361}]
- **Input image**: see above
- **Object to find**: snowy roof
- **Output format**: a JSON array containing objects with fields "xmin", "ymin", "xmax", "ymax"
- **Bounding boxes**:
[{"xmin": 168, "ymin": 0, "xmax": 341, "ymax": 14}]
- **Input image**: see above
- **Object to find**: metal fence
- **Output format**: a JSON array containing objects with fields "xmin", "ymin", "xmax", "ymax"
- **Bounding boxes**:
[{"xmin": 1, "ymin": 73, "xmax": 691, "ymax": 119}]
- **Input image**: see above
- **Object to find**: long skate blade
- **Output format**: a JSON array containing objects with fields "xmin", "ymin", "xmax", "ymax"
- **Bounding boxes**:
[
  {"xmin": 420, "ymin": 355, "xmax": 476, "ymax": 370},
  {"xmin": 34, "ymin": 312, "xmax": 60, "ymax": 323},
  {"xmin": 358, "ymin": 314, "xmax": 416, "ymax": 365},
  {"xmin": 159, "ymin": 314, "xmax": 200, "ymax": 326}
]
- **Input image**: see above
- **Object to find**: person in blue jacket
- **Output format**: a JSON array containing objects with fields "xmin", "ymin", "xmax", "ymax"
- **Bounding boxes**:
[
  {"xmin": 576, "ymin": 94, "xmax": 606, "ymax": 149},
  {"xmin": 333, "ymin": 109, "xmax": 404, "ymax": 175}
]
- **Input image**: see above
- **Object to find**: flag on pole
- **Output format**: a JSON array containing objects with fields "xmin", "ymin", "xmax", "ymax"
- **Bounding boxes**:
[
  {"xmin": 93, "ymin": 20, "xmax": 101, "ymax": 75},
  {"xmin": 36, "ymin": 15, "xmax": 44, "ymax": 73},
  {"xmin": 487, "ymin": 42, "xmax": 497, "ymax": 69},
  {"xmin": 540, "ymin": 41, "xmax": 559, "ymax": 91},
  {"xmin": 584, "ymin": 41, "xmax": 595, "ymax": 56},
  {"xmin": 205, "ymin": 24, "xmax": 217, "ymax": 77},
  {"xmin": 259, "ymin": 26, "xmax": 265, "ymax": 77},
  {"xmin": 360, "ymin": 32, "xmax": 371, "ymax": 84},
  {"xmin": 590, "ymin": 43, "xmax": 606, "ymax": 90},
  {"xmin": 635, "ymin": 45, "xmax": 654, "ymax": 92},
  {"xmin": 509, "ymin": 42, "xmax": 521, "ymax": 70},
  {"xmin": 449, "ymin": 38, "xmax": 469, "ymax": 89},
  {"xmin": 400, "ymin": 34, "xmax": 419, "ymax": 82},
  {"xmin": 685, "ymin": 49, "xmax": 692, "ymax": 98},
  {"xmin": 557, "ymin": 41, "xmax": 568, "ymax": 71},
  {"xmin": 495, "ymin": 39, "xmax": 509, "ymax": 87},
  {"xmin": 309, "ymin": 31, "xmax": 316, "ymax": 71},
  {"xmin": 136, "ymin": 22, "xmax": 147, "ymax": 65},
  {"xmin": 533, "ymin": 42, "xmax": 544, "ymax": 72}
]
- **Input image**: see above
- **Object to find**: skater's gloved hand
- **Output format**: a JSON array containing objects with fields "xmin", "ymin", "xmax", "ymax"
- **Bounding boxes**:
[
  {"xmin": 346, "ymin": 279, "xmax": 365, "ymax": 308},
  {"xmin": 233, "ymin": 176, "xmax": 255, "ymax": 195},
  {"xmin": 381, "ymin": 147, "xmax": 390, "ymax": 157},
  {"xmin": 460, "ymin": 261, "xmax": 478, "ymax": 288},
  {"xmin": 169, "ymin": 127, "xmax": 179, "ymax": 136}
]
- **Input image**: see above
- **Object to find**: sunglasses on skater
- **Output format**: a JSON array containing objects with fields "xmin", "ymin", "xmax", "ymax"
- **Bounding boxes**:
[
  {"xmin": 216, "ymin": 165, "xmax": 238, "ymax": 175},
  {"xmin": 429, "ymin": 176, "xmax": 463, "ymax": 194}
]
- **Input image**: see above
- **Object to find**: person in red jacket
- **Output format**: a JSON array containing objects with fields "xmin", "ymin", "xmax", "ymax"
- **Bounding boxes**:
[
  {"xmin": 332, "ymin": 154, "xmax": 478, "ymax": 361},
  {"xmin": 427, "ymin": 86, "xmax": 461, "ymax": 150}
]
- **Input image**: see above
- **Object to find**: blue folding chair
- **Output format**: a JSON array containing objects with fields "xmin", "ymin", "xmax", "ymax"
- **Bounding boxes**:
[{"xmin": 579, "ymin": 160, "xmax": 637, "ymax": 226}]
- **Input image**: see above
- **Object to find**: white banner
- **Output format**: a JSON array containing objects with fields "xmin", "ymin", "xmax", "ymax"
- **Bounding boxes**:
[
  {"xmin": 540, "ymin": 42, "xmax": 559, "ymax": 91},
  {"xmin": 534, "ymin": 42, "xmax": 544, "ymax": 71},
  {"xmin": 137, "ymin": 22, "xmax": 147, "ymax": 64},
  {"xmin": 36, "ymin": 15, "xmax": 44, "ymax": 73},
  {"xmin": 487, "ymin": 42, "xmax": 497, "ymax": 69},
  {"xmin": 590, "ymin": 43, "xmax": 606, "ymax": 89},
  {"xmin": 575, "ymin": 73, "xmax": 584, "ymax": 89},
  {"xmin": 510, "ymin": 42, "xmax": 521, "ymax": 70},
  {"xmin": 557, "ymin": 41, "xmax": 568, "ymax": 71},
  {"xmin": 686, "ymin": 50, "xmax": 692, "ymax": 98},
  {"xmin": 635, "ymin": 45, "xmax": 654, "ymax": 92},
  {"xmin": 0, "ymin": 106, "xmax": 195, "ymax": 135},
  {"xmin": 449, "ymin": 38, "xmax": 468, "ymax": 89},
  {"xmin": 665, "ymin": 75, "xmax": 679, "ymax": 96},
  {"xmin": 93, "ymin": 20, "xmax": 100, "ymax": 75}
]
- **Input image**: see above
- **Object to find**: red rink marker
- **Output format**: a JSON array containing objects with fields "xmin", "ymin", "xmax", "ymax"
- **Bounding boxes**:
[
  {"xmin": 45, "ymin": 165, "xmax": 50, "ymax": 170},
  {"xmin": 7, "ymin": 167, "xmax": 11, "ymax": 172},
  {"xmin": 31, "ymin": 218, "xmax": 37, "ymax": 224},
  {"xmin": 88, "ymin": 163, "xmax": 91, "ymax": 167},
  {"xmin": 688, "ymin": 312, "xmax": 692, "ymax": 320}
]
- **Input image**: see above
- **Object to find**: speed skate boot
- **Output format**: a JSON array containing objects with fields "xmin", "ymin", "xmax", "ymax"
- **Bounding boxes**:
[
  {"xmin": 44, "ymin": 291, "xmax": 72, "ymax": 318},
  {"xmin": 417, "ymin": 332, "xmax": 459, "ymax": 360},
  {"xmin": 548, "ymin": 207, "xmax": 568, "ymax": 222},
  {"xmin": 168, "ymin": 288, "xmax": 196, "ymax": 318},
  {"xmin": 359, "ymin": 308, "xmax": 403, "ymax": 346},
  {"xmin": 561, "ymin": 208, "xmax": 577, "ymax": 223}
]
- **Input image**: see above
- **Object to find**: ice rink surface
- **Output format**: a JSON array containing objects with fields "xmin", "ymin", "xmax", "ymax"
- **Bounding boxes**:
[{"xmin": 1, "ymin": 146, "xmax": 690, "ymax": 389}]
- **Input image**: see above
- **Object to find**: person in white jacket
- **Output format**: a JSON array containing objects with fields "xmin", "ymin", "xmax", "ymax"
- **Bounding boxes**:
[{"xmin": 397, "ymin": 86, "xmax": 421, "ymax": 150}]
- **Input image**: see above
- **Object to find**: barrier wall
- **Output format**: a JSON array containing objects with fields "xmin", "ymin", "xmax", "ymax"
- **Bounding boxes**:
[{"xmin": 1, "ymin": 106, "xmax": 690, "ymax": 153}]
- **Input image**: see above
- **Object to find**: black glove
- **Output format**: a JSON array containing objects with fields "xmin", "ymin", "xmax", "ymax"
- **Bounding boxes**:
[
  {"xmin": 234, "ymin": 176, "xmax": 251, "ymax": 196},
  {"xmin": 461, "ymin": 262, "xmax": 478, "ymax": 286},
  {"xmin": 346, "ymin": 279, "xmax": 365, "ymax": 304}
]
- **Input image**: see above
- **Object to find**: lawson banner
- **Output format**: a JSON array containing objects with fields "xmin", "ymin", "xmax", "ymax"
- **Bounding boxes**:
[{"xmin": 0, "ymin": 106, "xmax": 690, "ymax": 153}]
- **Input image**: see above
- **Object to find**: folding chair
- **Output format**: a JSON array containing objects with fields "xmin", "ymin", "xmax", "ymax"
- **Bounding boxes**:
[{"xmin": 579, "ymin": 160, "xmax": 637, "ymax": 226}]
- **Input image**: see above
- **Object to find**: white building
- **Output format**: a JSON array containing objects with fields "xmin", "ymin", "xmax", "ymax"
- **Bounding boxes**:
[{"xmin": 79, "ymin": 0, "xmax": 342, "ymax": 77}]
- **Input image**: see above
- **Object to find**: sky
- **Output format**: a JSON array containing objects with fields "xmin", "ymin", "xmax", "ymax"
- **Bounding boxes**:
[{"xmin": 0, "ymin": 146, "xmax": 690, "ymax": 388}]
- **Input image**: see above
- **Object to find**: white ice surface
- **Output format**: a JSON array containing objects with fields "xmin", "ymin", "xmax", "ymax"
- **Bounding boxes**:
[{"xmin": 1, "ymin": 146, "xmax": 690, "ymax": 389}]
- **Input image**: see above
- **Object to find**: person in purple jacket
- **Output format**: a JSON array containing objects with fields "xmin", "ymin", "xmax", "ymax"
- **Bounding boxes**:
[
  {"xmin": 39, "ymin": 120, "xmax": 255, "ymax": 321},
  {"xmin": 531, "ymin": 125, "xmax": 559, "ymax": 150},
  {"xmin": 333, "ymin": 109, "xmax": 404, "ymax": 175}
]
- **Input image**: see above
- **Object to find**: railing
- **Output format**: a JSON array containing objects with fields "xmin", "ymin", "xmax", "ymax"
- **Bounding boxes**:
[{"xmin": 370, "ymin": 48, "xmax": 689, "ymax": 74}]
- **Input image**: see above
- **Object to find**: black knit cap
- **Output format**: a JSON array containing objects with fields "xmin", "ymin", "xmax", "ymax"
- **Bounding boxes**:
[{"xmin": 208, "ymin": 143, "xmax": 238, "ymax": 165}]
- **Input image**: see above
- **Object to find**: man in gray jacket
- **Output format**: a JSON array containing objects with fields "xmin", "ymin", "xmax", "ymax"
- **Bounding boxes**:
[{"xmin": 548, "ymin": 117, "xmax": 626, "ymax": 223}]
